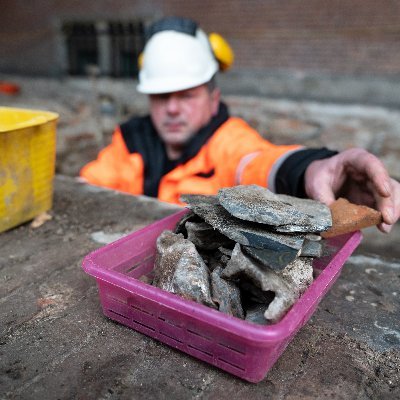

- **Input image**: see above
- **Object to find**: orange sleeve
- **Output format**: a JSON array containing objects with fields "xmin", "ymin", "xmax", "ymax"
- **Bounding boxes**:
[
  {"xmin": 79, "ymin": 127, "xmax": 144, "ymax": 195},
  {"xmin": 209, "ymin": 118, "xmax": 302, "ymax": 188}
]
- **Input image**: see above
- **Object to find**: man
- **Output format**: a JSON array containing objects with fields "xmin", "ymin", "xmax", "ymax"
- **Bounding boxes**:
[{"xmin": 81, "ymin": 17, "xmax": 399, "ymax": 233}]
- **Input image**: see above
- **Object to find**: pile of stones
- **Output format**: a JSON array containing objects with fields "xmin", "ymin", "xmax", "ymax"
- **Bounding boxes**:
[{"xmin": 152, "ymin": 185, "xmax": 332, "ymax": 324}]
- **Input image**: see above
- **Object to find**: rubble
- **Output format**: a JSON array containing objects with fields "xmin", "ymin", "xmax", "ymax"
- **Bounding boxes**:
[
  {"xmin": 221, "ymin": 244, "xmax": 306, "ymax": 322},
  {"xmin": 211, "ymin": 266, "xmax": 244, "ymax": 319},
  {"xmin": 218, "ymin": 185, "xmax": 332, "ymax": 233},
  {"xmin": 180, "ymin": 193, "xmax": 305, "ymax": 263},
  {"xmin": 153, "ymin": 187, "xmax": 333, "ymax": 324},
  {"xmin": 153, "ymin": 230, "xmax": 216, "ymax": 308}
]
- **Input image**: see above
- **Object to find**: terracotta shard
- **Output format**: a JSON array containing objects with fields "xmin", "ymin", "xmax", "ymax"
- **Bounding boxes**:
[{"xmin": 322, "ymin": 198, "xmax": 382, "ymax": 238}]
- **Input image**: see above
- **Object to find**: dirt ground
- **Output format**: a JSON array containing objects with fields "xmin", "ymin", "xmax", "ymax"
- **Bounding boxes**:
[{"xmin": 1, "ymin": 177, "xmax": 399, "ymax": 399}]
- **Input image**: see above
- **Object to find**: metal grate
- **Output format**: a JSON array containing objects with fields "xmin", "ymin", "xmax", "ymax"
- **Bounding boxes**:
[
  {"xmin": 109, "ymin": 21, "xmax": 145, "ymax": 77},
  {"xmin": 63, "ymin": 22, "xmax": 98, "ymax": 75},
  {"xmin": 62, "ymin": 20, "xmax": 145, "ymax": 77}
]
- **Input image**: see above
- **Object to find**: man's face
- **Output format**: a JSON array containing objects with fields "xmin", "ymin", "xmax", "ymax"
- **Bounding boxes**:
[{"xmin": 149, "ymin": 84, "xmax": 220, "ymax": 154}]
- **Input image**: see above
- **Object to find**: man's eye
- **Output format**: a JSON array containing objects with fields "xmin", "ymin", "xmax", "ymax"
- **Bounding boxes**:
[{"xmin": 182, "ymin": 92, "xmax": 195, "ymax": 99}]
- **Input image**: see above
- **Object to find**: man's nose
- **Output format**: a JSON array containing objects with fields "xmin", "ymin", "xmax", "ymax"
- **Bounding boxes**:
[{"xmin": 166, "ymin": 95, "xmax": 180, "ymax": 114}]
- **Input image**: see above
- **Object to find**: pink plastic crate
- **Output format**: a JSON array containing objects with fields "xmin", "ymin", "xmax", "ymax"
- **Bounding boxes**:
[{"xmin": 82, "ymin": 209, "xmax": 362, "ymax": 382}]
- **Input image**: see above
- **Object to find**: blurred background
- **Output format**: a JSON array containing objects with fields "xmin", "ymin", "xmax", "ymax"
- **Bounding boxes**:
[{"xmin": 1, "ymin": 0, "xmax": 399, "ymax": 254}]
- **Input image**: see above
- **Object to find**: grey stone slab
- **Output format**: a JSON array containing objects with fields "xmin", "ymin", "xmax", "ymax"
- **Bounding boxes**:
[
  {"xmin": 199, "ymin": 248, "xmax": 231, "ymax": 272},
  {"xmin": 244, "ymin": 304, "xmax": 270, "ymax": 325},
  {"xmin": 221, "ymin": 243, "xmax": 298, "ymax": 322},
  {"xmin": 218, "ymin": 185, "xmax": 332, "ymax": 233},
  {"xmin": 185, "ymin": 221, "xmax": 233, "ymax": 250},
  {"xmin": 277, "ymin": 256, "xmax": 314, "ymax": 297},
  {"xmin": 300, "ymin": 238, "xmax": 323, "ymax": 257},
  {"xmin": 173, "ymin": 210, "xmax": 200, "ymax": 236},
  {"xmin": 154, "ymin": 230, "xmax": 216, "ymax": 308},
  {"xmin": 242, "ymin": 244, "xmax": 301, "ymax": 271},
  {"xmin": 181, "ymin": 194, "xmax": 305, "ymax": 254},
  {"xmin": 211, "ymin": 266, "xmax": 244, "ymax": 319},
  {"xmin": 239, "ymin": 280, "xmax": 276, "ymax": 305}
]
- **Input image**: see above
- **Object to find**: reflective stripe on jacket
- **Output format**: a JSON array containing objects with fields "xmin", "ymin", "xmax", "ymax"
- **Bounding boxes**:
[{"xmin": 80, "ymin": 116, "xmax": 301, "ymax": 205}]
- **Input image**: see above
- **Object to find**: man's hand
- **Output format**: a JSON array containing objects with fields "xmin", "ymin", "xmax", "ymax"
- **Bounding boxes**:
[{"xmin": 304, "ymin": 148, "xmax": 400, "ymax": 233}]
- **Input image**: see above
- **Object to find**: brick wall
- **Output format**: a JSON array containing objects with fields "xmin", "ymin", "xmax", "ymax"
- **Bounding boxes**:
[{"xmin": 1, "ymin": 0, "xmax": 399, "ymax": 76}]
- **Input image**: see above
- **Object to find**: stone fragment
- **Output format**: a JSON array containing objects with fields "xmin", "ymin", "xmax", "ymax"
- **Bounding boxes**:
[
  {"xmin": 221, "ymin": 243, "xmax": 298, "ymax": 322},
  {"xmin": 239, "ymin": 280, "xmax": 275, "ymax": 305},
  {"xmin": 218, "ymin": 185, "xmax": 309, "ymax": 226},
  {"xmin": 244, "ymin": 304, "xmax": 270, "ymax": 325},
  {"xmin": 218, "ymin": 246, "xmax": 233, "ymax": 257},
  {"xmin": 322, "ymin": 198, "xmax": 382, "ymax": 238},
  {"xmin": 154, "ymin": 230, "xmax": 215, "ymax": 308},
  {"xmin": 185, "ymin": 221, "xmax": 233, "ymax": 250},
  {"xmin": 242, "ymin": 244, "xmax": 301, "ymax": 271},
  {"xmin": 180, "ymin": 194, "xmax": 304, "ymax": 256},
  {"xmin": 277, "ymin": 257, "xmax": 314, "ymax": 296},
  {"xmin": 217, "ymin": 185, "xmax": 332, "ymax": 232},
  {"xmin": 174, "ymin": 211, "xmax": 202, "ymax": 236},
  {"xmin": 211, "ymin": 266, "xmax": 244, "ymax": 319},
  {"xmin": 199, "ymin": 248, "xmax": 231, "ymax": 272},
  {"xmin": 300, "ymin": 238, "xmax": 323, "ymax": 257}
]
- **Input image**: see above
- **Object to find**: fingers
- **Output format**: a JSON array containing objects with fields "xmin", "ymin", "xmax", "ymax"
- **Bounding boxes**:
[
  {"xmin": 304, "ymin": 149, "xmax": 400, "ymax": 235},
  {"xmin": 376, "ymin": 178, "xmax": 400, "ymax": 232},
  {"xmin": 343, "ymin": 149, "xmax": 391, "ymax": 198},
  {"xmin": 304, "ymin": 158, "xmax": 337, "ymax": 205}
]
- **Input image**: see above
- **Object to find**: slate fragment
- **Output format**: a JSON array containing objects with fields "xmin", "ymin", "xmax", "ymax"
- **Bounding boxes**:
[
  {"xmin": 221, "ymin": 243, "xmax": 298, "ymax": 322},
  {"xmin": 218, "ymin": 185, "xmax": 309, "ymax": 226},
  {"xmin": 154, "ymin": 230, "xmax": 216, "ymax": 308},
  {"xmin": 245, "ymin": 304, "xmax": 270, "ymax": 325},
  {"xmin": 218, "ymin": 185, "xmax": 332, "ymax": 233},
  {"xmin": 174, "ymin": 210, "xmax": 202, "ymax": 237},
  {"xmin": 242, "ymin": 244, "xmax": 301, "ymax": 271},
  {"xmin": 239, "ymin": 280, "xmax": 275, "ymax": 305},
  {"xmin": 278, "ymin": 256, "xmax": 314, "ymax": 296},
  {"xmin": 211, "ymin": 266, "xmax": 244, "ymax": 319},
  {"xmin": 185, "ymin": 221, "xmax": 233, "ymax": 250},
  {"xmin": 180, "ymin": 194, "xmax": 305, "ymax": 257},
  {"xmin": 300, "ymin": 238, "xmax": 323, "ymax": 257},
  {"xmin": 199, "ymin": 247, "xmax": 231, "ymax": 272}
]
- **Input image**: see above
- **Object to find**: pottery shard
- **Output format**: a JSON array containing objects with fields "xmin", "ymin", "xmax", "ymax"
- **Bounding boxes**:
[
  {"xmin": 221, "ymin": 243, "xmax": 299, "ymax": 322},
  {"xmin": 154, "ymin": 230, "xmax": 216, "ymax": 308},
  {"xmin": 211, "ymin": 266, "xmax": 244, "ymax": 319},
  {"xmin": 217, "ymin": 185, "xmax": 332, "ymax": 233},
  {"xmin": 180, "ymin": 194, "xmax": 305, "ymax": 253},
  {"xmin": 322, "ymin": 198, "xmax": 383, "ymax": 238}
]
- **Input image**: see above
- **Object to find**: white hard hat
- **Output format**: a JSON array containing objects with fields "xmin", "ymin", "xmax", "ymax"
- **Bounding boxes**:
[{"xmin": 137, "ymin": 23, "xmax": 219, "ymax": 94}]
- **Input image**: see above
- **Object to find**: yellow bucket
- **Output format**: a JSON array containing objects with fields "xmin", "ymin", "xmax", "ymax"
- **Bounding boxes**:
[{"xmin": 0, "ymin": 107, "xmax": 59, "ymax": 233}]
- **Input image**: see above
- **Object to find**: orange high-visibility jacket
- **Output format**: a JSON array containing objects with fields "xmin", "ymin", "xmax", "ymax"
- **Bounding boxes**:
[{"xmin": 80, "ymin": 114, "xmax": 303, "ymax": 204}]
